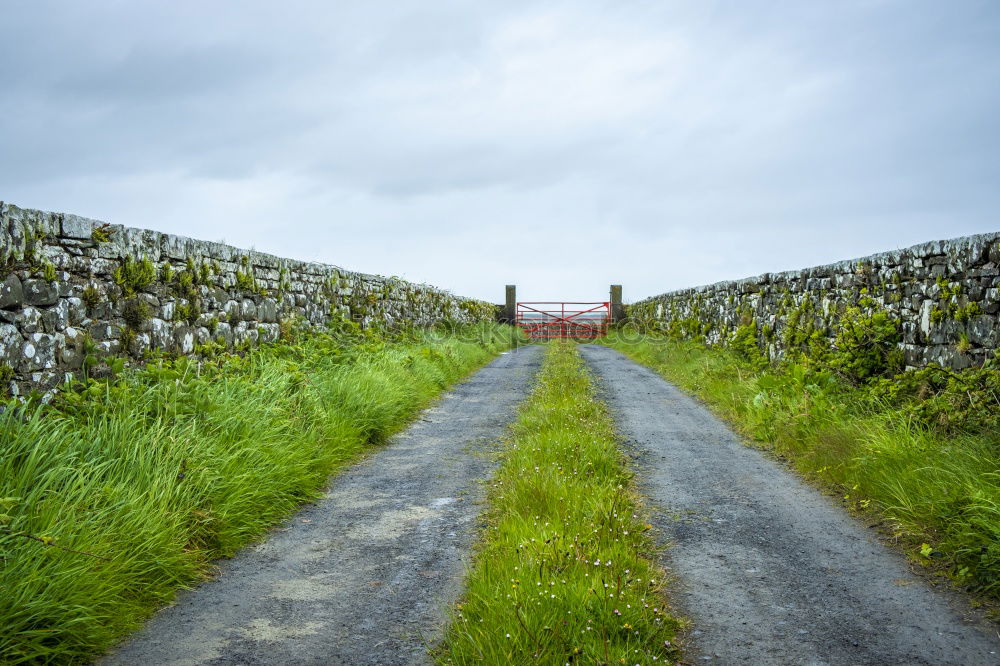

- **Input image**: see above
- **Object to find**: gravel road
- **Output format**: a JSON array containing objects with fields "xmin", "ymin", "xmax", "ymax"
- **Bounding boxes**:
[
  {"xmin": 100, "ymin": 344, "xmax": 543, "ymax": 666},
  {"xmin": 580, "ymin": 344, "xmax": 1000, "ymax": 666}
]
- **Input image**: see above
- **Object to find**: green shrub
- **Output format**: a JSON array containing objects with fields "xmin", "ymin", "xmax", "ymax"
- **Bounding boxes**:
[
  {"xmin": 121, "ymin": 299, "xmax": 151, "ymax": 331},
  {"xmin": 174, "ymin": 301, "xmax": 201, "ymax": 325},
  {"xmin": 42, "ymin": 261, "xmax": 57, "ymax": 283},
  {"xmin": 112, "ymin": 256, "xmax": 156, "ymax": 296},
  {"xmin": 235, "ymin": 270, "xmax": 256, "ymax": 292},
  {"xmin": 731, "ymin": 320, "xmax": 766, "ymax": 368},
  {"xmin": 866, "ymin": 361, "xmax": 1000, "ymax": 435},
  {"xmin": 828, "ymin": 307, "xmax": 903, "ymax": 383},
  {"xmin": 91, "ymin": 224, "xmax": 113, "ymax": 243},
  {"xmin": 81, "ymin": 285, "xmax": 101, "ymax": 312}
]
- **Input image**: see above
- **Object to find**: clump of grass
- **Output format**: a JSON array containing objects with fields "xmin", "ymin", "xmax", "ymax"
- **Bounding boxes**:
[
  {"xmin": 0, "ymin": 323, "xmax": 515, "ymax": 664},
  {"xmin": 81, "ymin": 284, "xmax": 102, "ymax": 312},
  {"xmin": 121, "ymin": 299, "xmax": 151, "ymax": 331},
  {"xmin": 112, "ymin": 256, "xmax": 155, "ymax": 297},
  {"xmin": 437, "ymin": 343, "xmax": 682, "ymax": 665},
  {"xmin": 41, "ymin": 261, "xmax": 57, "ymax": 283},
  {"xmin": 602, "ymin": 331, "xmax": 1000, "ymax": 600},
  {"xmin": 91, "ymin": 224, "xmax": 114, "ymax": 243}
]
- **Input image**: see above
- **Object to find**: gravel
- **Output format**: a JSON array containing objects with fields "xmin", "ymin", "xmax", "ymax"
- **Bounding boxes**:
[
  {"xmin": 580, "ymin": 344, "xmax": 1000, "ymax": 666},
  {"xmin": 99, "ymin": 344, "xmax": 543, "ymax": 666}
]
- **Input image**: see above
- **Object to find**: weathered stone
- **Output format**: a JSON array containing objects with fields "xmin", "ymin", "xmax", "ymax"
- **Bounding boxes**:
[
  {"xmin": 23, "ymin": 279, "xmax": 59, "ymax": 306},
  {"xmin": 969, "ymin": 314, "xmax": 998, "ymax": 347},
  {"xmin": 149, "ymin": 318, "xmax": 172, "ymax": 349},
  {"xmin": 160, "ymin": 300, "xmax": 175, "ymax": 322},
  {"xmin": 90, "ymin": 301, "xmax": 113, "ymax": 320},
  {"xmin": 258, "ymin": 298, "xmax": 278, "ymax": 323},
  {"xmin": 215, "ymin": 322, "xmax": 234, "ymax": 346},
  {"xmin": 139, "ymin": 293, "xmax": 160, "ymax": 310},
  {"xmin": 23, "ymin": 333, "xmax": 57, "ymax": 372},
  {"xmin": 0, "ymin": 275, "xmax": 24, "ymax": 310},
  {"xmin": 42, "ymin": 299, "xmax": 70, "ymax": 332},
  {"xmin": 258, "ymin": 323, "xmax": 280, "ymax": 343},
  {"xmin": 60, "ymin": 327, "xmax": 84, "ymax": 370},
  {"xmin": 232, "ymin": 321, "xmax": 249, "ymax": 343},
  {"xmin": 61, "ymin": 214, "xmax": 98, "ymax": 239},
  {"xmin": 58, "ymin": 275, "xmax": 73, "ymax": 297},
  {"xmin": 97, "ymin": 339, "xmax": 121, "ymax": 355},
  {"xmin": 89, "ymin": 322, "xmax": 119, "ymax": 341},
  {"xmin": 223, "ymin": 300, "xmax": 240, "ymax": 321},
  {"xmin": 984, "ymin": 288, "xmax": 1000, "ymax": 315},
  {"xmin": 0, "ymin": 324, "xmax": 22, "ymax": 365},
  {"xmin": 16, "ymin": 307, "xmax": 42, "ymax": 334},
  {"xmin": 174, "ymin": 326, "xmax": 195, "ymax": 354},
  {"xmin": 240, "ymin": 298, "xmax": 257, "ymax": 321},
  {"xmin": 67, "ymin": 297, "xmax": 86, "ymax": 325},
  {"xmin": 130, "ymin": 333, "xmax": 152, "ymax": 357},
  {"xmin": 0, "ymin": 201, "xmax": 526, "ymax": 388},
  {"xmin": 635, "ymin": 232, "xmax": 1000, "ymax": 371}
]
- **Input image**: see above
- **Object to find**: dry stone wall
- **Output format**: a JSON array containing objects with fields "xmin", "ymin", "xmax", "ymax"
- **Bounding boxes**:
[
  {"xmin": 630, "ymin": 232, "xmax": 1000, "ymax": 370},
  {"xmin": 0, "ymin": 201, "xmax": 497, "ymax": 395}
]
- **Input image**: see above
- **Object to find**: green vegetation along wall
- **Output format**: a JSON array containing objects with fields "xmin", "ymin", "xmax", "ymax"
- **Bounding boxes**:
[
  {"xmin": 629, "ymin": 233, "xmax": 1000, "ymax": 370},
  {"xmin": 0, "ymin": 201, "xmax": 498, "ymax": 395}
]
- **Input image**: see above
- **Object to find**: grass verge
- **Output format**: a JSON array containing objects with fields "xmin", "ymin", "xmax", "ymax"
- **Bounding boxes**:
[
  {"xmin": 0, "ymin": 323, "xmax": 516, "ymax": 664},
  {"xmin": 602, "ymin": 332, "xmax": 1000, "ymax": 606},
  {"xmin": 437, "ymin": 342, "xmax": 682, "ymax": 665}
]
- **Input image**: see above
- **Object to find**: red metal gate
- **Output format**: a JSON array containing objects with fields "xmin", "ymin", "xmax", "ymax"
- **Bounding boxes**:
[{"xmin": 515, "ymin": 302, "xmax": 611, "ymax": 341}]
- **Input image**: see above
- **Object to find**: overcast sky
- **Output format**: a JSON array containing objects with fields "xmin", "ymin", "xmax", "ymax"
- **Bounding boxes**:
[{"xmin": 2, "ymin": 1, "xmax": 998, "ymax": 303}]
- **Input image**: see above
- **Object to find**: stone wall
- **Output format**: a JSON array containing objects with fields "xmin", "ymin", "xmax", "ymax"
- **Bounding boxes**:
[
  {"xmin": 0, "ymin": 201, "xmax": 498, "ymax": 395},
  {"xmin": 629, "ymin": 232, "xmax": 1000, "ymax": 370}
]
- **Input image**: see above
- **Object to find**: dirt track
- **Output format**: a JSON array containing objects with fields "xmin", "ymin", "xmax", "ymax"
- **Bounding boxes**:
[
  {"xmin": 580, "ymin": 344, "xmax": 1000, "ymax": 665},
  {"xmin": 101, "ymin": 342, "xmax": 1000, "ymax": 665},
  {"xmin": 100, "ymin": 345, "xmax": 543, "ymax": 666}
]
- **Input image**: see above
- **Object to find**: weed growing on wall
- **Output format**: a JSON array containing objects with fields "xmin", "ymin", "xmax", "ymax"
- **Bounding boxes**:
[
  {"xmin": 81, "ymin": 285, "xmax": 101, "ymax": 313},
  {"xmin": 112, "ymin": 256, "xmax": 156, "ymax": 297},
  {"xmin": 121, "ymin": 298, "xmax": 151, "ymax": 332},
  {"xmin": 41, "ymin": 261, "xmax": 57, "ymax": 283}
]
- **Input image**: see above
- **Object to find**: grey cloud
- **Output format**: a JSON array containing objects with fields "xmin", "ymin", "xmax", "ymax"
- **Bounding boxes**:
[{"xmin": 1, "ymin": 0, "xmax": 998, "ymax": 302}]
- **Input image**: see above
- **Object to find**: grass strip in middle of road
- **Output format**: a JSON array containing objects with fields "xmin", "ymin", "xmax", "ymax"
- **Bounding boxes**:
[{"xmin": 438, "ymin": 342, "xmax": 682, "ymax": 665}]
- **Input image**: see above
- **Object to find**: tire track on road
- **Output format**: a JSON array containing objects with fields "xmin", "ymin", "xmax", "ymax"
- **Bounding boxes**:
[
  {"xmin": 101, "ymin": 344, "xmax": 543, "ymax": 666},
  {"xmin": 580, "ymin": 344, "xmax": 999, "ymax": 666}
]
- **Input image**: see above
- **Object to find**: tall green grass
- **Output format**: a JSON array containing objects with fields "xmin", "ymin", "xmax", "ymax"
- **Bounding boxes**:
[
  {"xmin": 603, "ymin": 332, "xmax": 1000, "ymax": 602},
  {"xmin": 0, "ymin": 323, "xmax": 515, "ymax": 664},
  {"xmin": 438, "ymin": 343, "xmax": 682, "ymax": 665}
]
